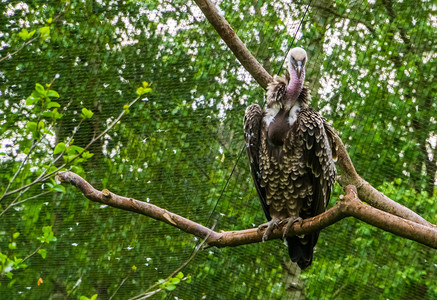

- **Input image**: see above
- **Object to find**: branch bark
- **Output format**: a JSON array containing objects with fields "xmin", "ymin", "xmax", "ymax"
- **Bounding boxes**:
[
  {"xmin": 56, "ymin": 172, "xmax": 437, "ymax": 249},
  {"xmin": 194, "ymin": 0, "xmax": 435, "ymax": 228}
]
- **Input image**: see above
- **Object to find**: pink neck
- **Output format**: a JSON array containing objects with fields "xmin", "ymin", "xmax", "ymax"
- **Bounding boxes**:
[{"xmin": 285, "ymin": 68, "xmax": 305, "ymax": 103}]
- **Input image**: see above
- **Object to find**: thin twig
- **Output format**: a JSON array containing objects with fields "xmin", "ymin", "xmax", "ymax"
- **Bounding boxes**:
[
  {"xmin": 0, "ymin": 35, "xmax": 40, "ymax": 63},
  {"xmin": 22, "ymin": 245, "xmax": 43, "ymax": 263},
  {"xmin": 0, "ymin": 187, "xmax": 31, "ymax": 217},
  {"xmin": 0, "ymin": 73, "xmax": 60, "ymax": 203},
  {"xmin": 129, "ymin": 221, "xmax": 217, "ymax": 300},
  {"xmin": 37, "ymin": 118, "xmax": 85, "ymax": 181},
  {"xmin": 0, "ymin": 139, "xmax": 38, "ymax": 203},
  {"xmin": 332, "ymin": 282, "xmax": 348, "ymax": 298},
  {"xmin": 0, "ymin": 11, "xmax": 64, "ymax": 64},
  {"xmin": 109, "ymin": 275, "xmax": 130, "ymax": 300},
  {"xmin": 3, "ymin": 96, "xmax": 140, "ymax": 198},
  {"xmin": 11, "ymin": 191, "xmax": 52, "ymax": 207},
  {"xmin": 67, "ymin": 276, "xmax": 82, "ymax": 298}
]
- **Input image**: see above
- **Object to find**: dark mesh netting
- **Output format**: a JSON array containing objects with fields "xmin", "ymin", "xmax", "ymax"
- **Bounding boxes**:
[{"xmin": 0, "ymin": 0, "xmax": 436, "ymax": 299}]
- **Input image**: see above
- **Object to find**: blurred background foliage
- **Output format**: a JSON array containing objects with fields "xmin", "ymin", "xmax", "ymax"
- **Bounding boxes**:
[{"xmin": 0, "ymin": 0, "xmax": 436, "ymax": 299}]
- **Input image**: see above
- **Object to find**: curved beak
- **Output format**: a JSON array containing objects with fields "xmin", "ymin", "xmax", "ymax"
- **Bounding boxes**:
[{"xmin": 296, "ymin": 61, "xmax": 302, "ymax": 79}]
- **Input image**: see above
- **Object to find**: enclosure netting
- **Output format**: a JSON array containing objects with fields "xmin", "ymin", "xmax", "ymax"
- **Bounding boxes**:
[{"xmin": 0, "ymin": 0, "xmax": 436, "ymax": 299}]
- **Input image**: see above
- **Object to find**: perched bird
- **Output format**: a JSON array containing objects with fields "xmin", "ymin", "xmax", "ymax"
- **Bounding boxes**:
[{"xmin": 243, "ymin": 47, "xmax": 337, "ymax": 269}]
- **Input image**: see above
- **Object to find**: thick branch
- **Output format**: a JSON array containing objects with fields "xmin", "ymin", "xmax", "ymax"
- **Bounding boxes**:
[
  {"xmin": 332, "ymin": 133, "xmax": 433, "ymax": 227},
  {"xmin": 56, "ymin": 172, "xmax": 437, "ymax": 249},
  {"xmin": 55, "ymin": 171, "xmax": 219, "ymax": 242},
  {"xmin": 193, "ymin": 0, "xmax": 272, "ymax": 89},
  {"xmin": 195, "ymin": 0, "xmax": 434, "ymax": 228}
]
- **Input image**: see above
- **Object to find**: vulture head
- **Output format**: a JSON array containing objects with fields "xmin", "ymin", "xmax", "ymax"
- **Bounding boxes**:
[{"xmin": 288, "ymin": 47, "xmax": 307, "ymax": 79}]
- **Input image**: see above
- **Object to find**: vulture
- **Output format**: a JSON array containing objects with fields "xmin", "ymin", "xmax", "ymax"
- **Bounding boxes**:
[{"xmin": 243, "ymin": 47, "xmax": 337, "ymax": 269}]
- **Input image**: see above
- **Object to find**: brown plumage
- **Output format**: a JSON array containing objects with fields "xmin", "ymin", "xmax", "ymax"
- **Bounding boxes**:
[{"xmin": 244, "ymin": 47, "xmax": 337, "ymax": 269}]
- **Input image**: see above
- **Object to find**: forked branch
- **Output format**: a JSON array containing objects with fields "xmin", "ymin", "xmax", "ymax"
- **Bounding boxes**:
[{"xmin": 56, "ymin": 172, "xmax": 437, "ymax": 249}]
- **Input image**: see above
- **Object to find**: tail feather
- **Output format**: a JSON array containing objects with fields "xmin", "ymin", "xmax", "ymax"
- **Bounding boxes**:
[{"xmin": 286, "ymin": 232, "xmax": 319, "ymax": 269}]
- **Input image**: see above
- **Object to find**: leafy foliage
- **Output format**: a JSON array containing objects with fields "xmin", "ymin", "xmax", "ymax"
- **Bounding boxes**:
[{"xmin": 0, "ymin": 0, "xmax": 435, "ymax": 299}]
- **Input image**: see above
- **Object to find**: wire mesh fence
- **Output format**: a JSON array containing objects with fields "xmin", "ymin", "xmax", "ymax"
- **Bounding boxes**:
[{"xmin": 0, "ymin": 0, "xmax": 436, "ymax": 299}]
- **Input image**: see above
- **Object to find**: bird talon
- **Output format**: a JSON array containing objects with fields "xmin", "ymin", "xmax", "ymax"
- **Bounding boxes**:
[
  {"xmin": 282, "ymin": 217, "xmax": 303, "ymax": 239},
  {"xmin": 257, "ymin": 222, "xmax": 268, "ymax": 235},
  {"xmin": 258, "ymin": 218, "xmax": 280, "ymax": 241}
]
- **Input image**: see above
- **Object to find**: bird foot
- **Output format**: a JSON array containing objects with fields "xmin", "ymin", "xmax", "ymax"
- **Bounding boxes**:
[
  {"xmin": 257, "ymin": 217, "xmax": 281, "ymax": 242},
  {"xmin": 281, "ymin": 217, "xmax": 303, "ymax": 239}
]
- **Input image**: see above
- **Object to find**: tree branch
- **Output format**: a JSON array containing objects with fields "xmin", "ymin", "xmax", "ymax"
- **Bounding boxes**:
[
  {"xmin": 193, "ymin": 0, "xmax": 272, "ymax": 89},
  {"xmin": 56, "ymin": 172, "xmax": 437, "ymax": 249},
  {"xmin": 194, "ymin": 0, "xmax": 435, "ymax": 228},
  {"xmin": 332, "ymin": 131, "xmax": 434, "ymax": 227}
]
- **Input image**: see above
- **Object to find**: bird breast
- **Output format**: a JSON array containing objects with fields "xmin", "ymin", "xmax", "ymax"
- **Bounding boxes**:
[
  {"xmin": 265, "ymin": 105, "xmax": 301, "ymax": 147},
  {"xmin": 267, "ymin": 110, "xmax": 290, "ymax": 146}
]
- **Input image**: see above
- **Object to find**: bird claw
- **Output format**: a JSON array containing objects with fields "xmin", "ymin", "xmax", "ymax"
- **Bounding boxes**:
[
  {"xmin": 282, "ymin": 217, "xmax": 303, "ymax": 239},
  {"xmin": 257, "ymin": 218, "xmax": 280, "ymax": 242}
]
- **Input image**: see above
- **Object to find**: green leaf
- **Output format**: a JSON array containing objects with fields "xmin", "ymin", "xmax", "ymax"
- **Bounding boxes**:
[
  {"xmin": 26, "ymin": 96, "xmax": 38, "ymax": 106},
  {"xmin": 53, "ymin": 185, "xmax": 66, "ymax": 193},
  {"xmin": 18, "ymin": 28, "xmax": 36, "ymax": 40},
  {"xmin": 136, "ymin": 82, "xmax": 152, "ymax": 96},
  {"xmin": 12, "ymin": 232, "xmax": 20, "ymax": 239},
  {"xmin": 47, "ymin": 90, "xmax": 60, "ymax": 98},
  {"xmin": 82, "ymin": 151, "xmax": 94, "ymax": 159},
  {"xmin": 47, "ymin": 101, "xmax": 61, "ymax": 108},
  {"xmin": 42, "ymin": 111, "xmax": 53, "ymax": 118},
  {"xmin": 38, "ymin": 249, "xmax": 47, "ymax": 259},
  {"xmin": 176, "ymin": 272, "xmax": 184, "ymax": 279},
  {"xmin": 35, "ymin": 83, "xmax": 45, "ymax": 95},
  {"xmin": 39, "ymin": 26, "xmax": 51, "ymax": 40},
  {"xmin": 18, "ymin": 28, "xmax": 29, "ymax": 39},
  {"xmin": 165, "ymin": 284, "xmax": 176, "ymax": 291},
  {"xmin": 26, "ymin": 122, "xmax": 37, "ymax": 133},
  {"xmin": 37, "ymin": 226, "xmax": 57, "ymax": 243},
  {"xmin": 51, "ymin": 108, "xmax": 63, "ymax": 120},
  {"xmin": 8, "ymin": 242, "xmax": 17, "ymax": 250},
  {"xmin": 38, "ymin": 120, "xmax": 45, "ymax": 130},
  {"xmin": 170, "ymin": 277, "xmax": 180, "ymax": 284},
  {"xmin": 81, "ymin": 108, "xmax": 94, "ymax": 119},
  {"xmin": 69, "ymin": 145, "xmax": 84, "ymax": 154},
  {"xmin": 90, "ymin": 294, "xmax": 98, "ymax": 300},
  {"xmin": 54, "ymin": 142, "xmax": 66, "ymax": 154}
]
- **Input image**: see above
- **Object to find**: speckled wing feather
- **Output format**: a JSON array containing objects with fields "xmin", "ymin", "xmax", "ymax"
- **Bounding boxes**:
[
  {"xmin": 323, "ymin": 120, "xmax": 339, "ymax": 162},
  {"xmin": 296, "ymin": 108, "xmax": 336, "ymax": 213},
  {"xmin": 243, "ymin": 104, "xmax": 270, "ymax": 221},
  {"xmin": 285, "ymin": 108, "xmax": 337, "ymax": 269}
]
